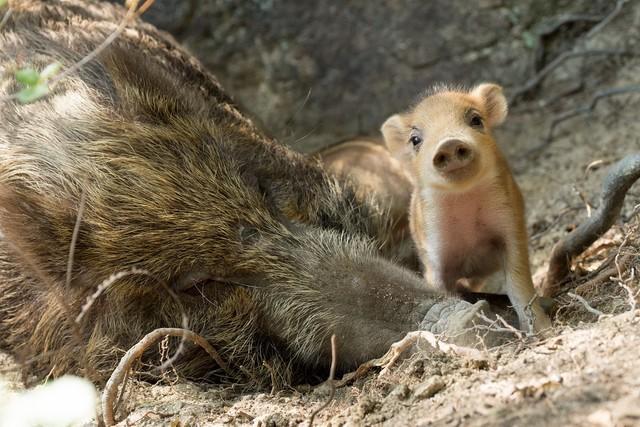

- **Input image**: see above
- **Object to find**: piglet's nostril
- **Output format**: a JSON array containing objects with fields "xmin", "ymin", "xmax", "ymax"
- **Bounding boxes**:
[
  {"xmin": 456, "ymin": 146, "xmax": 470, "ymax": 160},
  {"xmin": 433, "ymin": 139, "xmax": 475, "ymax": 174},
  {"xmin": 433, "ymin": 153, "xmax": 449, "ymax": 169}
]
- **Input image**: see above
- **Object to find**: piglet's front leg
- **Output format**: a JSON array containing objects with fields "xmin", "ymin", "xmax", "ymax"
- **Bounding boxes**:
[{"xmin": 504, "ymin": 236, "xmax": 552, "ymax": 334}]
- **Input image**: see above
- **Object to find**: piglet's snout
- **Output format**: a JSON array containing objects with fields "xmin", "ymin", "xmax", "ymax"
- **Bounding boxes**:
[{"xmin": 432, "ymin": 139, "xmax": 475, "ymax": 174}]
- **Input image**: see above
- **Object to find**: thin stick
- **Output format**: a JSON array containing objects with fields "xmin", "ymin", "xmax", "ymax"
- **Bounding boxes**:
[
  {"xmin": 75, "ymin": 268, "xmax": 148, "ymax": 324},
  {"xmin": 567, "ymin": 292, "xmax": 605, "ymax": 318},
  {"xmin": 475, "ymin": 312, "xmax": 525, "ymax": 340},
  {"xmin": 308, "ymin": 334, "xmax": 337, "ymax": 427},
  {"xmin": 49, "ymin": 0, "xmax": 143, "ymax": 88},
  {"xmin": 529, "ymin": 86, "xmax": 640, "ymax": 155},
  {"xmin": 584, "ymin": 0, "xmax": 627, "ymax": 39},
  {"xmin": 0, "ymin": 8, "xmax": 11, "ymax": 31},
  {"xmin": 2, "ymin": 0, "xmax": 155, "ymax": 102},
  {"xmin": 113, "ymin": 365, "xmax": 132, "ymax": 416},
  {"xmin": 102, "ymin": 328, "xmax": 230, "ymax": 426},
  {"xmin": 378, "ymin": 330, "xmax": 486, "ymax": 377},
  {"xmin": 510, "ymin": 0, "xmax": 629, "ymax": 104},
  {"xmin": 66, "ymin": 190, "xmax": 86, "ymax": 290},
  {"xmin": 509, "ymin": 49, "xmax": 630, "ymax": 104}
]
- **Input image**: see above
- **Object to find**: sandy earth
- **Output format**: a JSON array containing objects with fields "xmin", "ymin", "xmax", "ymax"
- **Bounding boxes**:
[{"xmin": 1, "ymin": 2, "xmax": 640, "ymax": 427}]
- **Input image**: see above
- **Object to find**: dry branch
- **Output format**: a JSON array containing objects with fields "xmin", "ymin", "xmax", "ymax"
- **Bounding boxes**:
[
  {"xmin": 527, "ymin": 85, "xmax": 640, "ymax": 156},
  {"xmin": 509, "ymin": 49, "xmax": 630, "ymax": 104},
  {"xmin": 101, "ymin": 328, "xmax": 230, "ymax": 426},
  {"xmin": 379, "ymin": 330, "xmax": 486, "ymax": 377},
  {"xmin": 308, "ymin": 334, "xmax": 337, "ymax": 427},
  {"xmin": 509, "ymin": 0, "xmax": 629, "ymax": 105},
  {"xmin": 543, "ymin": 153, "xmax": 640, "ymax": 296},
  {"xmin": 0, "ymin": 8, "xmax": 11, "ymax": 30},
  {"xmin": 566, "ymin": 292, "xmax": 605, "ymax": 318}
]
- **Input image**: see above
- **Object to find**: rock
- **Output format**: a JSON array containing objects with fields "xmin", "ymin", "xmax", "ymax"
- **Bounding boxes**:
[
  {"xmin": 413, "ymin": 376, "xmax": 447, "ymax": 399},
  {"xmin": 388, "ymin": 383, "xmax": 411, "ymax": 401}
]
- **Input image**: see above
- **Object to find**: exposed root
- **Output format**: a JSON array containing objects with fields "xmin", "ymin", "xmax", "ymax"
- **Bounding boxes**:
[
  {"xmin": 528, "ymin": 86, "xmax": 640, "ymax": 156},
  {"xmin": 474, "ymin": 312, "xmax": 525, "ymax": 340},
  {"xmin": 308, "ymin": 334, "xmax": 337, "ymax": 427},
  {"xmin": 101, "ymin": 328, "xmax": 230, "ymax": 426},
  {"xmin": 509, "ymin": 0, "xmax": 629, "ymax": 105},
  {"xmin": 377, "ymin": 331, "xmax": 486, "ymax": 377},
  {"xmin": 566, "ymin": 292, "xmax": 606, "ymax": 319},
  {"xmin": 543, "ymin": 153, "xmax": 640, "ymax": 296},
  {"xmin": 510, "ymin": 50, "xmax": 631, "ymax": 105}
]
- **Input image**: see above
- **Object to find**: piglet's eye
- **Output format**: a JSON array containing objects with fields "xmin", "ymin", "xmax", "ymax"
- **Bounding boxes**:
[
  {"xmin": 409, "ymin": 135, "xmax": 422, "ymax": 147},
  {"xmin": 469, "ymin": 114, "xmax": 483, "ymax": 129}
]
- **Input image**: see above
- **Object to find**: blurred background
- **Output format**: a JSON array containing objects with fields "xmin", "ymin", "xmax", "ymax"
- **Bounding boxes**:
[{"xmin": 137, "ymin": 0, "xmax": 633, "ymax": 153}]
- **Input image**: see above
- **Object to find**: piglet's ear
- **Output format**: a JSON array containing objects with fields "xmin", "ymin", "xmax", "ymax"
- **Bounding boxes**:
[
  {"xmin": 381, "ymin": 113, "xmax": 412, "ymax": 164},
  {"xmin": 471, "ymin": 83, "xmax": 508, "ymax": 127}
]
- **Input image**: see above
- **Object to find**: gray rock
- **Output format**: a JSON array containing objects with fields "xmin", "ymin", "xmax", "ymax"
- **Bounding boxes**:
[
  {"xmin": 413, "ymin": 375, "xmax": 446, "ymax": 399},
  {"xmin": 388, "ymin": 383, "xmax": 411, "ymax": 401}
]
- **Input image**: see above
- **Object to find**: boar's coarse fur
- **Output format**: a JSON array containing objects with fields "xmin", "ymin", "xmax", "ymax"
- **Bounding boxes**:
[{"xmin": 0, "ymin": 0, "xmax": 445, "ymax": 388}]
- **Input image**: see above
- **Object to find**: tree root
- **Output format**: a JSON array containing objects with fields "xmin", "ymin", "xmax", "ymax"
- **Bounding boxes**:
[
  {"xmin": 527, "ymin": 86, "xmax": 640, "ymax": 157},
  {"xmin": 543, "ymin": 153, "xmax": 640, "ymax": 297},
  {"xmin": 308, "ymin": 334, "xmax": 337, "ymax": 427},
  {"xmin": 102, "ymin": 328, "xmax": 229, "ymax": 426}
]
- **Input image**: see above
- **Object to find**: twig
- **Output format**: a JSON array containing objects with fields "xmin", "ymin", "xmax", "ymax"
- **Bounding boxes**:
[
  {"xmin": 566, "ymin": 292, "xmax": 605, "ymax": 318},
  {"xmin": 378, "ymin": 330, "xmax": 486, "ymax": 376},
  {"xmin": 2, "ymin": 0, "xmax": 155, "ymax": 103},
  {"xmin": 543, "ymin": 153, "xmax": 640, "ymax": 296},
  {"xmin": 49, "ymin": 0, "xmax": 145, "ymax": 88},
  {"xmin": 308, "ymin": 334, "xmax": 337, "ymax": 427},
  {"xmin": 1, "ymin": 225, "xmax": 100, "ymax": 384},
  {"xmin": 75, "ymin": 268, "xmax": 148, "ymax": 324},
  {"xmin": 585, "ymin": 159, "xmax": 609, "ymax": 174},
  {"xmin": 611, "ymin": 218, "xmax": 639, "ymax": 313},
  {"xmin": 66, "ymin": 190, "xmax": 86, "ymax": 290},
  {"xmin": 102, "ymin": 328, "xmax": 230, "ymax": 426},
  {"xmin": 475, "ymin": 312, "xmax": 525, "ymax": 340},
  {"xmin": 584, "ymin": 0, "xmax": 628, "ymax": 39},
  {"xmin": 529, "ymin": 86, "xmax": 640, "ymax": 155},
  {"xmin": 262, "ymin": 360, "xmax": 278, "ymax": 395},
  {"xmin": 573, "ymin": 185, "xmax": 592, "ymax": 218},
  {"xmin": 0, "ymin": 8, "xmax": 11, "ymax": 31},
  {"xmin": 510, "ymin": 0, "xmax": 629, "ymax": 104},
  {"xmin": 114, "ymin": 364, "xmax": 133, "ymax": 417},
  {"xmin": 509, "ymin": 49, "xmax": 630, "ymax": 104}
]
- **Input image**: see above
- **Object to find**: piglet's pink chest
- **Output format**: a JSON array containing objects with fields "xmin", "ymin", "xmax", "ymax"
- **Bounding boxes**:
[{"xmin": 421, "ymin": 184, "xmax": 510, "ymax": 258}]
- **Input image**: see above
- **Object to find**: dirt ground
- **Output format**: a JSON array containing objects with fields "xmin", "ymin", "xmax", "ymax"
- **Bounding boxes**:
[{"xmin": 1, "ymin": 3, "xmax": 640, "ymax": 427}]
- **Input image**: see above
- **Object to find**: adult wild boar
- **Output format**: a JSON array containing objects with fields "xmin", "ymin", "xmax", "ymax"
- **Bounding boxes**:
[{"xmin": 0, "ymin": 0, "xmax": 446, "ymax": 387}]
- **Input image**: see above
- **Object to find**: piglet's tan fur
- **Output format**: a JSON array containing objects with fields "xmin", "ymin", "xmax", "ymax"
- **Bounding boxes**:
[{"xmin": 382, "ymin": 84, "xmax": 551, "ymax": 333}]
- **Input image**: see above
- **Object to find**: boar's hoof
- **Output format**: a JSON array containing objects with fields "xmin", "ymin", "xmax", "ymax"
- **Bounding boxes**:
[{"xmin": 420, "ymin": 299, "xmax": 510, "ymax": 348}]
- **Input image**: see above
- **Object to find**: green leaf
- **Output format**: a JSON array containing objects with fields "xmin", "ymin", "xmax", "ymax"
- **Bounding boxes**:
[
  {"xmin": 522, "ymin": 31, "xmax": 537, "ymax": 50},
  {"xmin": 40, "ymin": 62, "xmax": 62, "ymax": 80},
  {"xmin": 17, "ymin": 83, "xmax": 49, "ymax": 103},
  {"xmin": 0, "ymin": 0, "xmax": 7, "ymax": 9},
  {"xmin": 15, "ymin": 68, "xmax": 40, "ymax": 86}
]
